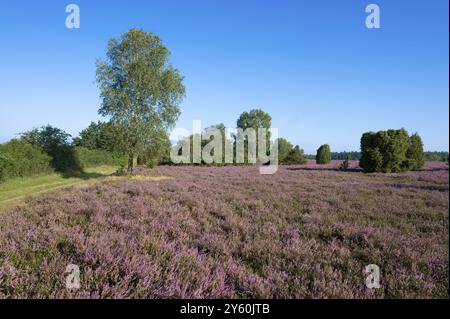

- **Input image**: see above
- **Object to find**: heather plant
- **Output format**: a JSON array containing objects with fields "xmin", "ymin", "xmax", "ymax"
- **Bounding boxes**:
[
  {"xmin": 316, "ymin": 144, "xmax": 332, "ymax": 164},
  {"xmin": 0, "ymin": 162, "xmax": 447, "ymax": 298}
]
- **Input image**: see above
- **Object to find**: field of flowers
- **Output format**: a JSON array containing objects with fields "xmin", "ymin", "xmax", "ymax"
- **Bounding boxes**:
[{"xmin": 0, "ymin": 161, "xmax": 448, "ymax": 298}]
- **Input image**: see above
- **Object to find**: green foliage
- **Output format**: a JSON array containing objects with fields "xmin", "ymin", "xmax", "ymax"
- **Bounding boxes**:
[
  {"xmin": 74, "ymin": 147, "xmax": 127, "ymax": 168},
  {"xmin": 235, "ymin": 109, "xmax": 272, "ymax": 164},
  {"xmin": 424, "ymin": 151, "xmax": 449, "ymax": 162},
  {"xmin": 236, "ymin": 109, "xmax": 272, "ymax": 131},
  {"xmin": 146, "ymin": 158, "xmax": 158, "ymax": 169},
  {"xmin": 360, "ymin": 129, "xmax": 425, "ymax": 173},
  {"xmin": 73, "ymin": 121, "xmax": 116, "ymax": 152},
  {"xmin": 0, "ymin": 124, "xmax": 127, "ymax": 182},
  {"xmin": 275, "ymin": 138, "xmax": 307, "ymax": 164},
  {"xmin": 276, "ymin": 138, "xmax": 294, "ymax": 163},
  {"xmin": 21, "ymin": 125, "xmax": 71, "ymax": 155},
  {"xmin": 139, "ymin": 128, "xmax": 172, "ymax": 165},
  {"xmin": 331, "ymin": 151, "xmax": 361, "ymax": 160},
  {"xmin": 0, "ymin": 139, "xmax": 53, "ymax": 182},
  {"xmin": 175, "ymin": 123, "xmax": 234, "ymax": 165},
  {"xmin": 316, "ymin": 144, "xmax": 332, "ymax": 164},
  {"xmin": 96, "ymin": 29, "xmax": 185, "ymax": 173},
  {"xmin": 20, "ymin": 125, "xmax": 82, "ymax": 173},
  {"xmin": 406, "ymin": 133, "xmax": 425, "ymax": 170},
  {"xmin": 283, "ymin": 146, "xmax": 307, "ymax": 164}
]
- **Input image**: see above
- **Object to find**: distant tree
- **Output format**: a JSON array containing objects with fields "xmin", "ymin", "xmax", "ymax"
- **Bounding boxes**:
[
  {"xmin": 283, "ymin": 145, "xmax": 307, "ymax": 164},
  {"xmin": 236, "ymin": 109, "xmax": 272, "ymax": 131},
  {"xmin": 331, "ymin": 151, "xmax": 361, "ymax": 160},
  {"xmin": 96, "ymin": 29, "xmax": 185, "ymax": 174},
  {"xmin": 204, "ymin": 123, "xmax": 233, "ymax": 165},
  {"xmin": 236, "ymin": 109, "xmax": 272, "ymax": 163},
  {"xmin": 276, "ymin": 138, "xmax": 294, "ymax": 163},
  {"xmin": 73, "ymin": 121, "xmax": 113, "ymax": 151},
  {"xmin": 175, "ymin": 123, "xmax": 233, "ymax": 165},
  {"xmin": 424, "ymin": 151, "xmax": 449, "ymax": 162},
  {"xmin": 406, "ymin": 133, "xmax": 425, "ymax": 170},
  {"xmin": 316, "ymin": 144, "xmax": 332, "ymax": 164}
]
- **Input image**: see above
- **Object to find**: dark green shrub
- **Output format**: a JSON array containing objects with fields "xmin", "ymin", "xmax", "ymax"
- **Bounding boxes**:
[
  {"xmin": 276, "ymin": 138, "xmax": 294, "ymax": 164},
  {"xmin": 316, "ymin": 144, "xmax": 331, "ymax": 164},
  {"xmin": 360, "ymin": 129, "xmax": 425, "ymax": 173},
  {"xmin": 20, "ymin": 125, "xmax": 83, "ymax": 173}
]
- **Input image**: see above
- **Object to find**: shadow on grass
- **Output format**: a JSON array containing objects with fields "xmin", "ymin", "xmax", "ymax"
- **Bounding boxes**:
[
  {"xmin": 50, "ymin": 146, "xmax": 115, "ymax": 180},
  {"xmin": 59, "ymin": 169, "xmax": 112, "ymax": 180}
]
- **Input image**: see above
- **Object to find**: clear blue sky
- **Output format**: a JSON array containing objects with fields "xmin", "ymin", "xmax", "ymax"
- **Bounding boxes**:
[{"xmin": 0, "ymin": 0, "xmax": 448, "ymax": 153}]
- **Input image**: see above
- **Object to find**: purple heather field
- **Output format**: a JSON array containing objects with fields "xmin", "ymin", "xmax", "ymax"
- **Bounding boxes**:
[{"xmin": 0, "ymin": 161, "xmax": 448, "ymax": 298}]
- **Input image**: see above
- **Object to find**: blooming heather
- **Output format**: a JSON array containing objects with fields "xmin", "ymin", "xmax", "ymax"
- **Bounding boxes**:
[{"xmin": 0, "ymin": 161, "xmax": 448, "ymax": 298}]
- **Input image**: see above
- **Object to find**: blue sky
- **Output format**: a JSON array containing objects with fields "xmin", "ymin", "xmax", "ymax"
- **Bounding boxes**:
[{"xmin": 0, "ymin": 0, "xmax": 448, "ymax": 153}]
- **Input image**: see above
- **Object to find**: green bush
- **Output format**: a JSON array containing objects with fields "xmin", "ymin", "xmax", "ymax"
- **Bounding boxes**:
[
  {"xmin": 276, "ymin": 138, "xmax": 294, "ymax": 163},
  {"xmin": 407, "ymin": 133, "xmax": 425, "ymax": 170},
  {"xmin": 74, "ymin": 147, "xmax": 127, "ymax": 168},
  {"xmin": 360, "ymin": 129, "xmax": 425, "ymax": 173},
  {"xmin": 283, "ymin": 146, "xmax": 307, "ymax": 164},
  {"xmin": 20, "ymin": 125, "xmax": 83, "ymax": 173},
  {"xmin": 0, "ymin": 153, "xmax": 16, "ymax": 182},
  {"xmin": 316, "ymin": 144, "xmax": 331, "ymax": 164},
  {"xmin": 146, "ymin": 158, "xmax": 158, "ymax": 169},
  {"xmin": 0, "ymin": 139, "xmax": 53, "ymax": 181}
]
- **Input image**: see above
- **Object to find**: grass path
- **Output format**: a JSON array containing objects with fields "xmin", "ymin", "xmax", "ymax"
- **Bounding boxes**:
[
  {"xmin": 0, "ymin": 166, "xmax": 118, "ymax": 211},
  {"xmin": 0, "ymin": 165, "xmax": 171, "ymax": 212},
  {"xmin": 0, "ymin": 166, "xmax": 117, "ymax": 201}
]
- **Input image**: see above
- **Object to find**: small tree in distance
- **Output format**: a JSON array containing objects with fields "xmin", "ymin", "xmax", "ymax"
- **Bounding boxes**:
[
  {"xmin": 316, "ymin": 144, "xmax": 331, "ymax": 164},
  {"xmin": 339, "ymin": 155, "xmax": 352, "ymax": 171},
  {"xmin": 235, "ymin": 109, "xmax": 272, "ymax": 164}
]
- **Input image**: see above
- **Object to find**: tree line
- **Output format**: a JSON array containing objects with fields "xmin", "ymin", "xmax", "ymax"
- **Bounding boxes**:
[
  {"xmin": 0, "ymin": 29, "xmax": 444, "ymax": 182},
  {"xmin": 0, "ymin": 125, "xmax": 127, "ymax": 182}
]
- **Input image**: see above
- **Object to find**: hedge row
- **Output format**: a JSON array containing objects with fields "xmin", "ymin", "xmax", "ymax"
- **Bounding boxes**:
[
  {"xmin": 0, "ymin": 140, "xmax": 126, "ymax": 182},
  {"xmin": 0, "ymin": 140, "xmax": 53, "ymax": 181}
]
